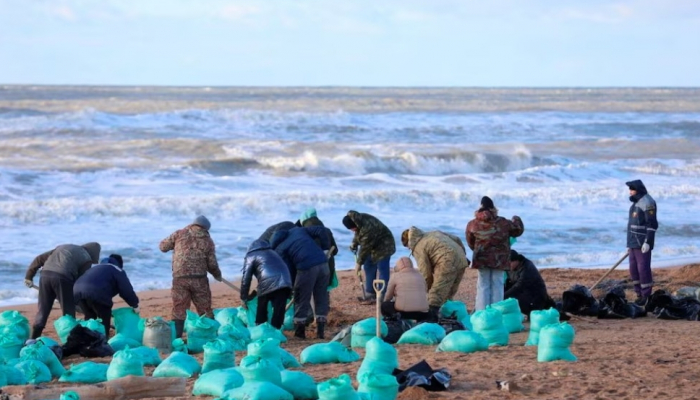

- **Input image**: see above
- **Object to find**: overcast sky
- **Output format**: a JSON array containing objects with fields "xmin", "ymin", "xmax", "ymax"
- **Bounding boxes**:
[{"xmin": 1, "ymin": 0, "xmax": 699, "ymax": 86}]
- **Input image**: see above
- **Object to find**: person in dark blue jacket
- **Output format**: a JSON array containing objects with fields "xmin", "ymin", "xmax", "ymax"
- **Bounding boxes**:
[
  {"xmin": 271, "ymin": 226, "xmax": 332, "ymax": 339},
  {"xmin": 73, "ymin": 254, "xmax": 139, "ymax": 337},
  {"xmin": 626, "ymin": 179, "xmax": 658, "ymax": 305},
  {"xmin": 240, "ymin": 239, "xmax": 293, "ymax": 329}
]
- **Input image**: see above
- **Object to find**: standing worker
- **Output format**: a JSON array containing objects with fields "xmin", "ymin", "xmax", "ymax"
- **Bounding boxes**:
[
  {"xmin": 299, "ymin": 207, "xmax": 339, "ymax": 290},
  {"xmin": 625, "ymin": 180, "xmax": 658, "ymax": 305},
  {"xmin": 24, "ymin": 242, "xmax": 101, "ymax": 339},
  {"xmin": 160, "ymin": 215, "xmax": 222, "ymax": 338}
]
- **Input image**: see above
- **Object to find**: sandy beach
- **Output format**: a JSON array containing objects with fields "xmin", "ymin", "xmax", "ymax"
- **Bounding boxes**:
[{"xmin": 3, "ymin": 264, "xmax": 700, "ymax": 400}]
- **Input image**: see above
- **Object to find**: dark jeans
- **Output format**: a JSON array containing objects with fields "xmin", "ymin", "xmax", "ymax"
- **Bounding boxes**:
[
  {"xmin": 381, "ymin": 301, "xmax": 431, "ymax": 322},
  {"xmin": 78, "ymin": 299, "xmax": 113, "ymax": 338},
  {"xmin": 294, "ymin": 263, "xmax": 330, "ymax": 324},
  {"xmin": 629, "ymin": 248, "xmax": 653, "ymax": 297},
  {"xmin": 32, "ymin": 271, "xmax": 75, "ymax": 339},
  {"xmin": 256, "ymin": 288, "xmax": 291, "ymax": 329},
  {"xmin": 363, "ymin": 256, "xmax": 391, "ymax": 297}
]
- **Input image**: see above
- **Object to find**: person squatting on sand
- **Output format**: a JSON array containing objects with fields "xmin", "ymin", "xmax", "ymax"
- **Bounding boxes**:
[
  {"xmin": 271, "ymin": 225, "xmax": 333, "ymax": 339},
  {"xmin": 466, "ymin": 196, "xmax": 524, "ymax": 311},
  {"xmin": 381, "ymin": 256, "xmax": 431, "ymax": 321},
  {"xmin": 159, "ymin": 215, "xmax": 222, "ymax": 338},
  {"xmin": 298, "ymin": 207, "xmax": 339, "ymax": 290},
  {"xmin": 343, "ymin": 210, "xmax": 396, "ymax": 301},
  {"xmin": 401, "ymin": 226, "xmax": 470, "ymax": 319},
  {"xmin": 239, "ymin": 239, "xmax": 293, "ymax": 329},
  {"xmin": 504, "ymin": 250, "xmax": 555, "ymax": 318},
  {"xmin": 73, "ymin": 254, "xmax": 140, "ymax": 337},
  {"xmin": 626, "ymin": 179, "xmax": 658, "ymax": 305},
  {"xmin": 24, "ymin": 242, "xmax": 101, "ymax": 339}
]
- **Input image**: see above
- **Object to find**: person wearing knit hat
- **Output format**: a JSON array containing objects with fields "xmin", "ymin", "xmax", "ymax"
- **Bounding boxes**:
[
  {"xmin": 505, "ymin": 250, "xmax": 555, "ymax": 318},
  {"xmin": 299, "ymin": 208, "xmax": 339, "ymax": 292},
  {"xmin": 466, "ymin": 196, "xmax": 524, "ymax": 311},
  {"xmin": 381, "ymin": 257, "xmax": 431, "ymax": 321},
  {"xmin": 193, "ymin": 215, "xmax": 211, "ymax": 231}
]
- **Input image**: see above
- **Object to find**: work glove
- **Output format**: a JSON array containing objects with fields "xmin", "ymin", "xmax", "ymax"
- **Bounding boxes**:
[
  {"xmin": 215, "ymin": 275, "xmax": 223, "ymax": 282},
  {"xmin": 641, "ymin": 243, "xmax": 650, "ymax": 253},
  {"xmin": 133, "ymin": 307, "xmax": 140, "ymax": 314},
  {"xmin": 24, "ymin": 279, "xmax": 33, "ymax": 289}
]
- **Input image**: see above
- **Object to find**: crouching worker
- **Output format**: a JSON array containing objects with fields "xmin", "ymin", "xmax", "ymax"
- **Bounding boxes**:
[
  {"xmin": 73, "ymin": 254, "xmax": 139, "ymax": 337},
  {"xmin": 505, "ymin": 250, "xmax": 555, "ymax": 318},
  {"xmin": 381, "ymin": 257, "xmax": 430, "ymax": 321},
  {"xmin": 240, "ymin": 239, "xmax": 293, "ymax": 329}
]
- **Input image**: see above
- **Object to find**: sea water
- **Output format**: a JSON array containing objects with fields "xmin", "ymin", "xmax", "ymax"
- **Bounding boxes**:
[{"xmin": 1, "ymin": 86, "xmax": 699, "ymax": 306}]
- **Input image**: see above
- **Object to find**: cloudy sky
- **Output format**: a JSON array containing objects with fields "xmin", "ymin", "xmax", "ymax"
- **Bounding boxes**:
[{"xmin": 1, "ymin": 0, "xmax": 698, "ymax": 86}]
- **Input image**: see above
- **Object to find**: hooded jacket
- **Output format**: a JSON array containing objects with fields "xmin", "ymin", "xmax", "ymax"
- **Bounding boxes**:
[
  {"xmin": 270, "ymin": 226, "xmax": 331, "ymax": 273},
  {"xmin": 240, "ymin": 239, "xmax": 293, "ymax": 301},
  {"xmin": 405, "ymin": 227, "xmax": 470, "ymax": 290},
  {"xmin": 160, "ymin": 224, "xmax": 221, "ymax": 279},
  {"xmin": 25, "ymin": 243, "xmax": 101, "ymax": 281},
  {"xmin": 385, "ymin": 258, "xmax": 429, "ymax": 312},
  {"xmin": 347, "ymin": 210, "xmax": 396, "ymax": 264},
  {"xmin": 505, "ymin": 255, "xmax": 553, "ymax": 316},
  {"xmin": 626, "ymin": 180, "xmax": 658, "ymax": 249},
  {"xmin": 466, "ymin": 208, "xmax": 524, "ymax": 270},
  {"xmin": 73, "ymin": 256, "xmax": 139, "ymax": 308}
]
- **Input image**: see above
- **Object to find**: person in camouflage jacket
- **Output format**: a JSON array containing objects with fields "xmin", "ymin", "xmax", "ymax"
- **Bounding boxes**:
[
  {"xmin": 465, "ymin": 196, "xmax": 524, "ymax": 311},
  {"xmin": 342, "ymin": 210, "xmax": 396, "ymax": 300},
  {"xmin": 159, "ymin": 215, "xmax": 222, "ymax": 338}
]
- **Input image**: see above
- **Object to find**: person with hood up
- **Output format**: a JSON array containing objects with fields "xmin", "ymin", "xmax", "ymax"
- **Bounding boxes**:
[
  {"xmin": 271, "ymin": 225, "xmax": 332, "ymax": 339},
  {"xmin": 401, "ymin": 227, "xmax": 470, "ymax": 319},
  {"xmin": 240, "ymin": 239, "xmax": 293, "ymax": 329},
  {"xmin": 381, "ymin": 257, "xmax": 431, "ymax": 321},
  {"xmin": 625, "ymin": 179, "xmax": 658, "ymax": 305},
  {"xmin": 73, "ymin": 254, "xmax": 139, "ymax": 337},
  {"xmin": 24, "ymin": 242, "xmax": 101, "ymax": 339},
  {"xmin": 160, "ymin": 215, "xmax": 222, "ymax": 338},
  {"xmin": 342, "ymin": 210, "xmax": 396, "ymax": 301},
  {"xmin": 466, "ymin": 196, "xmax": 524, "ymax": 311},
  {"xmin": 504, "ymin": 250, "xmax": 555, "ymax": 318},
  {"xmin": 298, "ymin": 207, "xmax": 339, "ymax": 290}
]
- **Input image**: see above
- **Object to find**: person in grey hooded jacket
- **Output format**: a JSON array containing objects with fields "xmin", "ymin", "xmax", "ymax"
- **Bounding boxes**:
[
  {"xmin": 240, "ymin": 239, "xmax": 293, "ymax": 329},
  {"xmin": 24, "ymin": 242, "xmax": 101, "ymax": 338}
]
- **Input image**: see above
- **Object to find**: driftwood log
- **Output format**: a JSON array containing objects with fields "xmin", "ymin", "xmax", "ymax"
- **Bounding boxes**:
[{"xmin": 1, "ymin": 376, "xmax": 186, "ymax": 400}]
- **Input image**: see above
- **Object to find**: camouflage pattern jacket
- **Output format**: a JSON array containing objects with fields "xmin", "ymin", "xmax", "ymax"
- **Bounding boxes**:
[
  {"xmin": 406, "ymin": 227, "xmax": 470, "ymax": 290},
  {"xmin": 466, "ymin": 209, "xmax": 524, "ymax": 271},
  {"xmin": 159, "ymin": 224, "xmax": 222, "ymax": 279},
  {"xmin": 347, "ymin": 210, "xmax": 396, "ymax": 264}
]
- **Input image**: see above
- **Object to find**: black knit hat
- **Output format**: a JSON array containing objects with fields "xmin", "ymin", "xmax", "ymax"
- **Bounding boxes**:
[
  {"xmin": 481, "ymin": 196, "xmax": 495, "ymax": 209},
  {"xmin": 510, "ymin": 250, "xmax": 523, "ymax": 262},
  {"xmin": 342, "ymin": 215, "xmax": 357, "ymax": 229},
  {"xmin": 109, "ymin": 254, "xmax": 124, "ymax": 269}
]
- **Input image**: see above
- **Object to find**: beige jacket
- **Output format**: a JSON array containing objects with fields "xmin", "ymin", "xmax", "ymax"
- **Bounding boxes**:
[{"xmin": 385, "ymin": 260, "xmax": 429, "ymax": 312}]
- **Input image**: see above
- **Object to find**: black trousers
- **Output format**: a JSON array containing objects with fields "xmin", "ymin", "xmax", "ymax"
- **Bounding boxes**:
[
  {"xmin": 78, "ymin": 299, "xmax": 113, "ymax": 338},
  {"xmin": 381, "ymin": 301, "xmax": 431, "ymax": 322},
  {"xmin": 256, "ymin": 288, "xmax": 291, "ymax": 329},
  {"xmin": 32, "ymin": 271, "xmax": 75, "ymax": 339}
]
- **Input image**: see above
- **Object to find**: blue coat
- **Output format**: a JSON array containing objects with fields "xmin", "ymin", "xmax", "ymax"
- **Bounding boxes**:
[
  {"xmin": 73, "ymin": 262, "xmax": 139, "ymax": 308},
  {"xmin": 240, "ymin": 239, "xmax": 292, "ymax": 301},
  {"xmin": 270, "ymin": 226, "xmax": 331, "ymax": 273},
  {"xmin": 626, "ymin": 180, "xmax": 658, "ymax": 249}
]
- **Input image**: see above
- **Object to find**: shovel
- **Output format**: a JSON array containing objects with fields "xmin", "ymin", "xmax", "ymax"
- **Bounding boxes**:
[
  {"xmin": 373, "ymin": 279, "xmax": 386, "ymax": 337},
  {"xmin": 353, "ymin": 248, "xmax": 370, "ymax": 300},
  {"xmin": 590, "ymin": 252, "xmax": 630, "ymax": 290}
]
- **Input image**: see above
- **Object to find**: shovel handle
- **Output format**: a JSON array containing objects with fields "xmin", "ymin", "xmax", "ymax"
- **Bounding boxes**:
[
  {"xmin": 221, "ymin": 277, "xmax": 241, "ymax": 292},
  {"xmin": 590, "ymin": 252, "xmax": 629, "ymax": 290},
  {"xmin": 373, "ymin": 279, "xmax": 386, "ymax": 337}
]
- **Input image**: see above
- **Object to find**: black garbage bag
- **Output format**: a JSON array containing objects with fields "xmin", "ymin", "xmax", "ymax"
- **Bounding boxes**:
[
  {"xmin": 598, "ymin": 287, "xmax": 647, "ymax": 319},
  {"xmin": 624, "ymin": 303, "xmax": 647, "ymax": 319},
  {"xmin": 393, "ymin": 359, "xmax": 451, "ymax": 392},
  {"xmin": 656, "ymin": 297, "xmax": 700, "ymax": 321},
  {"xmin": 383, "ymin": 316, "xmax": 413, "ymax": 344},
  {"xmin": 645, "ymin": 290, "xmax": 675, "ymax": 313},
  {"xmin": 437, "ymin": 317, "xmax": 465, "ymax": 335},
  {"xmin": 62, "ymin": 325, "xmax": 114, "ymax": 358},
  {"xmin": 562, "ymin": 284, "xmax": 599, "ymax": 317}
]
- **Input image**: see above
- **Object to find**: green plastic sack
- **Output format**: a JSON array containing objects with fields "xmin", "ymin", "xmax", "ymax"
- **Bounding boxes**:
[
  {"xmin": 112, "ymin": 307, "xmax": 143, "ymax": 343},
  {"xmin": 79, "ymin": 318, "xmax": 106, "ymax": 336},
  {"xmin": 185, "ymin": 310, "xmax": 220, "ymax": 353},
  {"xmin": 351, "ymin": 318, "xmax": 387, "ymax": 348},
  {"xmin": 108, "ymin": 334, "xmax": 142, "ymax": 351},
  {"xmin": 282, "ymin": 306, "xmax": 295, "ymax": 331},
  {"xmin": 214, "ymin": 307, "xmax": 244, "ymax": 327},
  {"xmin": 300, "ymin": 342, "xmax": 360, "ymax": 365},
  {"xmin": 249, "ymin": 322, "xmax": 287, "ymax": 343},
  {"xmin": 357, "ymin": 373, "xmax": 399, "ymax": 400},
  {"xmin": 0, "ymin": 310, "xmax": 30, "ymax": 342},
  {"xmin": 172, "ymin": 338, "xmax": 188, "ymax": 353},
  {"xmin": 202, "ymin": 338, "xmax": 235, "ymax": 373},
  {"xmin": 223, "ymin": 381, "xmax": 294, "ymax": 400},
  {"xmin": 152, "ymin": 351, "xmax": 201, "ymax": 378},
  {"xmin": 439, "ymin": 300, "xmax": 472, "ymax": 330},
  {"xmin": 236, "ymin": 297, "xmax": 272, "ymax": 327},
  {"xmin": 60, "ymin": 391, "xmax": 80, "ymax": 400},
  {"xmin": 278, "ymin": 348, "xmax": 301, "ymax": 369},
  {"xmin": 36, "ymin": 336, "xmax": 60, "ymax": 348},
  {"xmin": 106, "ymin": 348, "xmax": 145, "ymax": 381},
  {"xmin": 1, "ymin": 364, "xmax": 28, "ymax": 385},
  {"xmin": 54, "ymin": 315, "xmax": 79, "ymax": 344},
  {"xmin": 317, "ymin": 374, "xmax": 360, "ymax": 400},
  {"xmin": 280, "ymin": 370, "xmax": 318, "ymax": 399},
  {"xmin": 20, "ymin": 342, "xmax": 66, "ymax": 378},
  {"xmin": 436, "ymin": 330, "xmax": 489, "ymax": 353},
  {"xmin": 537, "ymin": 322, "xmax": 577, "ymax": 362},
  {"xmin": 397, "ymin": 323, "xmax": 446, "ymax": 345},
  {"xmin": 126, "ymin": 346, "xmax": 162, "ymax": 366},
  {"xmin": 15, "ymin": 359, "xmax": 52, "ymax": 384},
  {"xmin": 0, "ymin": 332, "xmax": 24, "ymax": 362},
  {"xmin": 357, "ymin": 337, "xmax": 398, "ymax": 380},
  {"xmin": 471, "ymin": 308, "xmax": 509, "ymax": 347},
  {"xmin": 193, "ymin": 367, "xmax": 245, "ymax": 396},
  {"xmin": 59, "ymin": 361, "xmax": 109, "ymax": 383},
  {"xmin": 526, "ymin": 308, "xmax": 560, "ymax": 346},
  {"xmin": 328, "ymin": 270, "xmax": 339, "ymax": 291},
  {"xmin": 238, "ymin": 355, "xmax": 282, "ymax": 385},
  {"xmin": 490, "ymin": 298, "xmax": 525, "ymax": 333},
  {"xmin": 218, "ymin": 324, "xmax": 251, "ymax": 351}
]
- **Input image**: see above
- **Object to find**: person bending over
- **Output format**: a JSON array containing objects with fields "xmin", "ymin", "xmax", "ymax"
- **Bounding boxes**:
[{"xmin": 505, "ymin": 250, "xmax": 555, "ymax": 318}]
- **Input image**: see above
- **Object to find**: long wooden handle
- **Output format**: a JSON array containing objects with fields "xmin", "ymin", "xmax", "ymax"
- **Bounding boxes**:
[
  {"xmin": 590, "ymin": 253, "xmax": 629, "ymax": 290},
  {"xmin": 221, "ymin": 277, "xmax": 241, "ymax": 292}
]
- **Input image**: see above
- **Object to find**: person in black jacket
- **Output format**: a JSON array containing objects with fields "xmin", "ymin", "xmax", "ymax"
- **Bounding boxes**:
[
  {"xmin": 504, "ymin": 250, "xmax": 555, "ymax": 318},
  {"xmin": 271, "ymin": 226, "xmax": 332, "ymax": 339},
  {"xmin": 240, "ymin": 239, "xmax": 293, "ymax": 329},
  {"xmin": 298, "ymin": 208, "xmax": 339, "ymax": 290},
  {"xmin": 625, "ymin": 179, "xmax": 658, "ymax": 305},
  {"xmin": 259, "ymin": 221, "xmax": 297, "ymax": 242},
  {"xmin": 73, "ymin": 254, "xmax": 139, "ymax": 337}
]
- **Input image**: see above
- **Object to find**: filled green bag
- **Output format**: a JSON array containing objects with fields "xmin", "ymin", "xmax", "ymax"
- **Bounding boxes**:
[
  {"xmin": 397, "ymin": 323, "xmax": 446, "ymax": 345},
  {"xmin": 0, "ymin": 332, "xmax": 24, "ymax": 362},
  {"xmin": 537, "ymin": 322, "xmax": 577, "ymax": 362},
  {"xmin": 59, "ymin": 361, "xmax": 109, "ymax": 383},
  {"xmin": 20, "ymin": 342, "xmax": 66, "ymax": 378},
  {"xmin": 193, "ymin": 367, "xmax": 244, "ymax": 396},
  {"xmin": 106, "ymin": 348, "xmax": 145, "ymax": 381},
  {"xmin": 300, "ymin": 342, "xmax": 361, "ymax": 365},
  {"xmin": 15, "ymin": 359, "xmax": 52, "ymax": 384},
  {"xmin": 439, "ymin": 300, "xmax": 472, "ymax": 330},
  {"xmin": 236, "ymin": 305, "xmax": 256, "ymax": 327},
  {"xmin": 278, "ymin": 348, "xmax": 301, "ymax": 369},
  {"xmin": 280, "ymin": 370, "xmax": 318, "ymax": 400},
  {"xmin": 249, "ymin": 322, "xmax": 287, "ymax": 343},
  {"xmin": 60, "ymin": 391, "xmax": 80, "ymax": 400},
  {"xmin": 238, "ymin": 355, "xmax": 282, "ymax": 385},
  {"xmin": 36, "ymin": 336, "xmax": 60, "ymax": 348},
  {"xmin": 357, "ymin": 337, "xmax": 398, "ymax": 380},
  {"xmin": 108, "ymin": 334, "xmax": 142, "ymax": 351},
  {"xmin": 54, "ymin": 315, "xmax": 79, "ymax": 344},
  {"xmin": 202, "ymin": 338, "xmax": 235, "ymax": 373},
  {"xmin": 0, "ymin": 310, "xmax": 30, "ymax": 342},
  {"xmin": 172, "ymin": 338, "xmax": 188, "ymax": 353},
  {"xmin": 152, "ymin": 351, "xmax": 201, "ymax": 378},
  {"xmin": 214, "ymin": 307, "xmax": 241, "ymax": 327},
  {"xmin": 223, "ymin": 381, "xmax": 294, "ymax": 400},
  {"xmin": 79, "ymin": 318, "xmax": 106, "ymax": 336},
  {"xmin": 185, "ymin": 310, "xmax": 220, "ymax": 353},
  {"xmin": 1, "ymin": 364, "xmax": 28, "ymax": 385},
  {"xmin": 282, "ymin": 305, "xmax": 295, "ymax": 331},
  {"xmin": 126, "ymin": 346, "xmax": 162, "ymax": 366},
  {"xmin": 112, "ymin": 307, "xmax": 143, "ymax": 343},
  {"xmin": 357, "ymin": 373, "xmax": 399, "ymax": 400},
  {"xmin": 351, "ymin": 318, "xmax": 387, "ymax": 348},
  {"xmin": 317, "ymin": 374, "xmax": 360, "ymax": 400},
  {"xmin": 436, "ymin": 330, "xmax": 489, "ymax": 353},
  {"xmin": 471, "ymin": 308, "xmax": 509, "ymax": 347},
  {"xmin": 490, "ymin": 298, "xmax": 525, "ymax": 333},
  {"xmin": 526, "ymin": 308, "xmax": 560, "ymax": 346},
  {"xmin": 218, "ymin": 324, "xmax": 251, "ymax": 351}
]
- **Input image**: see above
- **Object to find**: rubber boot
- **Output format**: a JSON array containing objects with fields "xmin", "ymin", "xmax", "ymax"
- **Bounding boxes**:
[
  {"xmin": 316, "ymin": 322, "xmax": 325, "ymax": 339},
  {"xmin": 173, "ymin": 319, "xmax": 185, "ymax": 339},
  {"xmin": 294, "ymin": 323, "xmax": 306, "ymax": 339},
  {"xmin": 30, "ymin": 326, "xmax": 43, "ymax": 340},
  {"xmin": 427, "ymin": 306, "xmax": 440, "ymax": 322}
]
